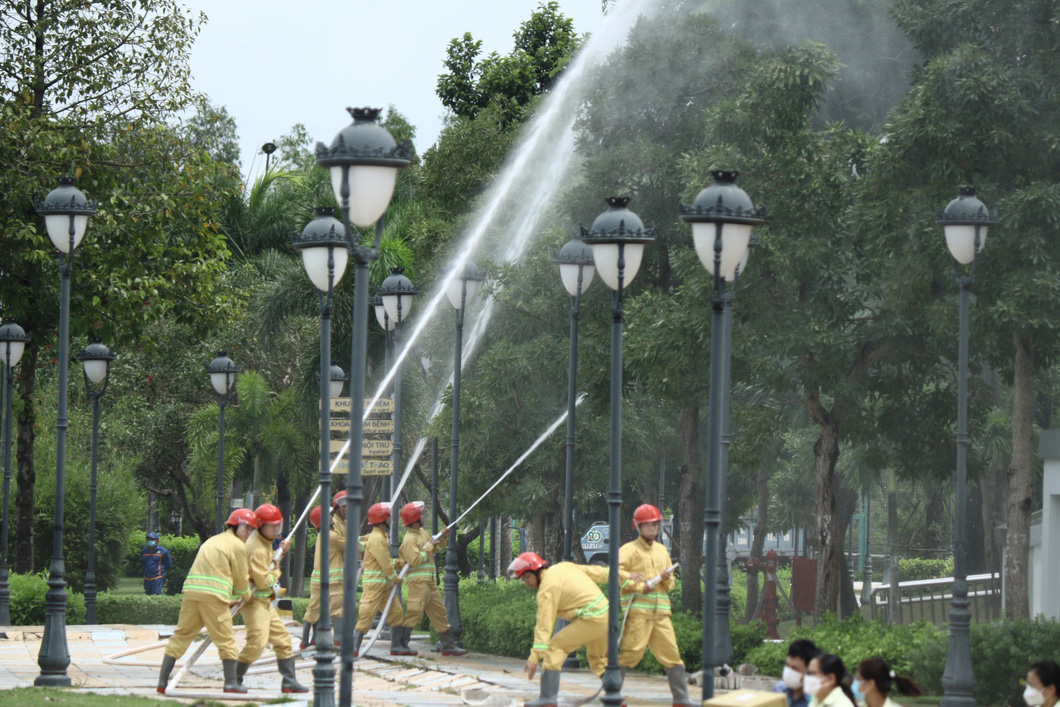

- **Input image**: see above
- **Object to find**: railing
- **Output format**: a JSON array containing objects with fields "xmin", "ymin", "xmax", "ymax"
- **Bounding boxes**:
[{"xmin": 867, "ymin": 572, "xmax": 1001, "ymax": 625}]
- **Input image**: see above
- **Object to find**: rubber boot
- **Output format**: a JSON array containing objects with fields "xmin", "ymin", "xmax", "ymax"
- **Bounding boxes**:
[
  {"xmin": 156, "ymin": 654, "xmax": 176, "ymax": 694},
  {"xmin": 222, "ymin": 659, "xmax": 248, "ymax": 694},
  {"xmin": 438, "ymin": 629, "xmax": 468, "ymax": 657},
  {"xmin": 391, "ymin": 626, "xmax": 419, "ymax": 656},
  {"xmin": 526, "ymin": 669, "xmax": 561, "ymax": 707},
  {"xmin": 300, "ymin": 620, "xmax": 313, "ymax": 649},
  {"xmin": 278, "ymin": 657, "xmax": 309, "ymax": 693},
  {"xmin": 353, "ymin": 629, "xmax": 365, "ymax": 658},
  {"xmin": 667, "ymin": 665, "xmax": 697, "ymax": 707}
]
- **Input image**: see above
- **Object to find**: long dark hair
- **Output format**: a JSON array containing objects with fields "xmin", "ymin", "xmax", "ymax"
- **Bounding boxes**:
[
  {"xmin": 858, "ymin": 657, "xmax": 924, "ymax": 698},
  {"xmin": 817, "ymin": 654, "xmax": 856, "ymax": 704}
]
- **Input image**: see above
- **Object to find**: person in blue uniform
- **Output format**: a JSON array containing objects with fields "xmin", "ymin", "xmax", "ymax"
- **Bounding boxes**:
[{"xmin": 141, "ymin": 531, "xmax": 173, "ymax": 595}]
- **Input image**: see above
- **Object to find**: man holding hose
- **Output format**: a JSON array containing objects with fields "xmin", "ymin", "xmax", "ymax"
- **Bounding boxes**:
[
  {"xmin": 156, "ymin": 508, "xmax": 257, "ymax": 695},
  {"xmin": 353, "ymin": 502, "xmax": 406, "ymax": 657},
  {"xmin": 395, "ymin": 501, "xmax": 467, "ymax": 656},
  {"xmin": 234, "ymin": 503, "xmax": 307, "ymax": 694},
  {"xmin": 618, "ymin": 503, "xmax": 694, "ymax": 707}
]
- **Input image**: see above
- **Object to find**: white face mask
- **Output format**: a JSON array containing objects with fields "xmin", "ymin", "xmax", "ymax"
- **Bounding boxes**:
[
  {"xmin": 803, "ymin": 675, "xmax": 824, "ymax": 697},
  {"xmin": 783, "ymin": 666, "xmax": 805, "ymax": 690},
  {"xmin": 1024, "ymin": 686, "xmax": 1045, "ymax": 707}
]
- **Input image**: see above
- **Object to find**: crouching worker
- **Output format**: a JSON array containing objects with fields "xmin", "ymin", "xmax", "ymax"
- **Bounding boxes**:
[
  {"xmin": 353, "ymin": 502, "xmax": 406, "ymax": 657},
  {"xmin": 618, "ymin": 504, "xmax": 694, "ymax": 706},
  {"xmin": 156, "ymin": 508, "xmax": 257, "ymax": 694},
  {"xmin": 235, "ymin": 503, "xmax": 307, "ymax": 694},
  {"xmin": 395, "ymin": 501, "xmax": 466, "ymax": 656},
  {"xmin": 301, "ymin": 490, "xmax": 351, "ymax": 650},
  {"xmin": 509, "ymin": 552, "xmax": 638, "ymax": 707}
]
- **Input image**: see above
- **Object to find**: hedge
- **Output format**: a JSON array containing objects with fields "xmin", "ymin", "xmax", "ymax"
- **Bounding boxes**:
[
  {"xmin": 742, "ymin": 613, "xmax": 1060, "ymax": 706},
  {"xmin": 8, "ymin": 572, "xmax": 87, "ymax": 625},
  {"xmin": 96, "ymin": 592, "xmax": 313, "ymax": 625}
]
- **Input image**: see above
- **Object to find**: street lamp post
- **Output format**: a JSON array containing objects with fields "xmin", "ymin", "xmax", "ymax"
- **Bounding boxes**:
[
  {"xmin": 581, "ymin": 197, "xmax": 655, "ymax": 707},
  {"xmin": 377, "ymin": 267, "xmax": 417, "ymax": 557},
  {"xmin": 714, "ymin": 234, "xmax": 754, "ymax": 667},
  {"xmin": 292, "ymin": 206, "xmax": 350, "ymax": 707},
  {"xmin": 34, "ymin": 177, "xmax": 96, "ymax": 686},
  {"xmin": 443, "ymin": 259, "xmax": 485, "ymax": 646},
  {"xmin": 262, "ymin": 142, "xmax": 277, "ymax": 173},
  {"xmin": 936, "ymin": 186, "xmax": 995, "ymax": 707},
  {"xmin": 0, "ymin": 320, "xmax": 30, "ymax": 626},
  {"xmin": 371, "ymin": 295, "xmax": 395, "ymax": 512},
  {"xmin": 205, "ymin": 352, "xmax": 239, "ymax": 534},
  {"xmin": 316, "ymin": 107, "xmax": 411, "ymax": 707},
  {"xmin": 680, "ymin": 171, "xmax": 763, "ymax": 701},
  {"xmin": 77, "ymin": 338, "xmax": 115, "ymax": 624},
  {"xmin": 553, "ymin": 237, "xmax": 595, "ymax": 561}
]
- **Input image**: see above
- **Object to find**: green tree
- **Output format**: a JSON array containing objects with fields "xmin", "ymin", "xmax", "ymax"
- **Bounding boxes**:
[
  {"xmin": 859, "ymin": 0, "xmax": 1060, "ymax": 618},
  {"xmin": 0, "ymin": 0, "xmax": 236, "ymax": 570}
]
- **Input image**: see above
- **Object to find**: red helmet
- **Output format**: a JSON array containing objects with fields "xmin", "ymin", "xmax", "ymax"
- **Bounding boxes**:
[
  {"xmin": 255, "ymin": 503, "xmax": 283, "ymax": 525},
  {"xmin": 332, "ymin": 490, "xmax": 347, "ymax": 508},
  {"xmin": 400, "ymin": 501, "xmax": 425, "ymax": 526},
  {"xmin": 507, "ymin": 552, "xmax": 547, "ymax": 579},
  {"xmin": 632, "ymin": 504, "xmax": 662, "ymax": 529},
  {"xmin": 367, "ymin": 502, "xmax": 392, "ymax": 525},
  {"xmin": 226, "ymin": 508, "xmax": 261, "ymax": 529},
  {"xmin": 310, "ymin": 505, "xmax": 323, "ymax": 530}
]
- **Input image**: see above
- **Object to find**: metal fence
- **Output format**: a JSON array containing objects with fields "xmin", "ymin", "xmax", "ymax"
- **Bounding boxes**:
[{"xmin": 867, "ymin": 572, "xmax": 1002, "ymax": 625}]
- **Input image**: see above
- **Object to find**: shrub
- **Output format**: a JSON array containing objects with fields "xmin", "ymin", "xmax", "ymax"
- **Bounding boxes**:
[
  {"xmin": 897, "ymin": 557, "xmax": 954, "ymax": 582},
  {"xmin": 96, "ymin": 592, "xmax": 312, "ymax": 626},
  {"xmin": 9, "ymin": 572, "xmax": 86, "ymax": 625}
]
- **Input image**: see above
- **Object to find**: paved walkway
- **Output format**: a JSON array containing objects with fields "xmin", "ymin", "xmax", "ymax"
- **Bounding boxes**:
[{"xmin": 0, "ymin": 624, "xmax": 769, "ymax": 705}]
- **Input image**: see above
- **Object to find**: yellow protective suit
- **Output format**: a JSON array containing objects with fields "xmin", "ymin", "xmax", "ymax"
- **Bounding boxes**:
[
  {"xmin": 617, "ymin": 536, "xmax": 682, "ymax": 669},
  {"xmin": 237, "ymin": 530, "xmax": 293, "ymax": 663},
  {"xmin": 304, "ymin": 520, "xmax": 347, "ymax": 625},
  {"xmin": 355, "ymin": 526, "xmax": 405, "ymax": 632},
  {"xmin": 397, "ymin": 526, "xmax": 449, "ymax": 632},
  {"xmin": 529, "ymin": 562, "xmax": 637, "ymax": 676},
  {"xmin": 164, "ymin": 529, "xmax": 251, "ymax": 662}
]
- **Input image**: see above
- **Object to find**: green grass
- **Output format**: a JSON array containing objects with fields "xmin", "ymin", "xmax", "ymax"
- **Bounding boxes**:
[
  {"xmin": 111, "ymin": 577, "xmax": 144, "ymax": 595},
  {"xmin": 0, "ymin": 687, "xmax": 228, "ymax": 706}
]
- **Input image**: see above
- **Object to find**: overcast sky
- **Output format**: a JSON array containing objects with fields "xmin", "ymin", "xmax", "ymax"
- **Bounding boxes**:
[{"xmin": 181, "ymin": 0, "xmax": 607, "ymax": 179}]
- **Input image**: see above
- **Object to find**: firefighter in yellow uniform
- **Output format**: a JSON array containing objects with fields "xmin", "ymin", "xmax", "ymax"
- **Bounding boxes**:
[
  {"xmin": 395, "ymin": 501, "xmax": 466, "ymax": 656},
  {"xmin": 618, "ymin": 503, "xmax": 694, "ymax": 707},
  {"xmin": 156, "ymin": 508, "xmax": 258, "ymax": 695},
  {"xmin": 353, "ymin": 502, "xmax": 405, "ymax": 657},
  {"xmin": 235, "ymin": 503, "xmax": 307, "ymax": 694},
  {"xmin": 302, "ymin": 490, "xmax": 360, "ymax": 649},
  {"xmin": 509, "ymin": 552, "xmax": 641, "ymax": 707}
]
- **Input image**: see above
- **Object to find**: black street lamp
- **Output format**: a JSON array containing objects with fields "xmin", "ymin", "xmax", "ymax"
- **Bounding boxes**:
[
  {"xmin": 316, "ymin": 107, "xmax": 411, "ymax": 707},
  {"xmin": 371, "ymin": 295, "xmax": 395, "ymax": 508},
  {"xmin": 0, "ymin": 319, "xmax": 30, "ymax": 626},
  {"xmin": 443, "ymin": 259, "xmax": 485, "ymax": 647},
  {"xmin": 292, "ymin": 206, "xmax": 350, "ymax": 707},
  {"xmin": 681, "ymin": 171, "xmax": 763, "ymax": 701},
  {"xmin": 714, "ymin": 233, "xmax": 755, "ymax": 667},
  {"xmin": 581, "ymin": 197, "xmax": 655, "ymax": 707},
  {"xmin": 553, "ymin": 237, "xmax": 595, "ymax": 561},
  {"xmin": 205, "ymin": 352, "xmax": 239, "ymax": 533},
  {"xmin": 76, "ymin": 338, "xmax": 115, "ymax": 624},
  {"xmin": 34, "ymin": 177, "xmax": 97, "ymax": 686},
  {"xmin": 262, "ymin": 142, "xmax": 277, "ymax": 173},
  {"xmin": 936, "ymin": 186, "xmax": 995, "ymax": 707},
  {"xmin": 377, "ymin": 268, "xmax": 417, "ymax": 557}
]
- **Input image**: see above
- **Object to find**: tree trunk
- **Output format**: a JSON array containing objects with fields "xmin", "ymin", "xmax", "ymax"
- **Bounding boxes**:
[
  {"xmin": 836, "ymin": 485, "xmax": 859, "ymax": 619},
  {"xmin": 922, "ymin": 486, "xmax": 946, "ymax": 557},
  {"xmin": 14, "ymin": 345, "xmax": 38, "ymax": 573},
  {"xmin": 499, "ymin": 516, "xmax": 512, "ymax": 576},
  {"xmin": 676, "ymin": 403, "xmax": 703, "ymax": 615},
  {"xmin": 807, "ymin": 398, "xmax": 842, "ymax": 620},
  {"xmin": 745, "ymin": 459, "xmax": 771, "ymax": 622},
  {"xmin": 1004, "ymin": 331, "xmax": 1034, "ymax": 619},
  {"xmin": 980, "ymin": 365, "xmax": 1005, "ymax": 577}
]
